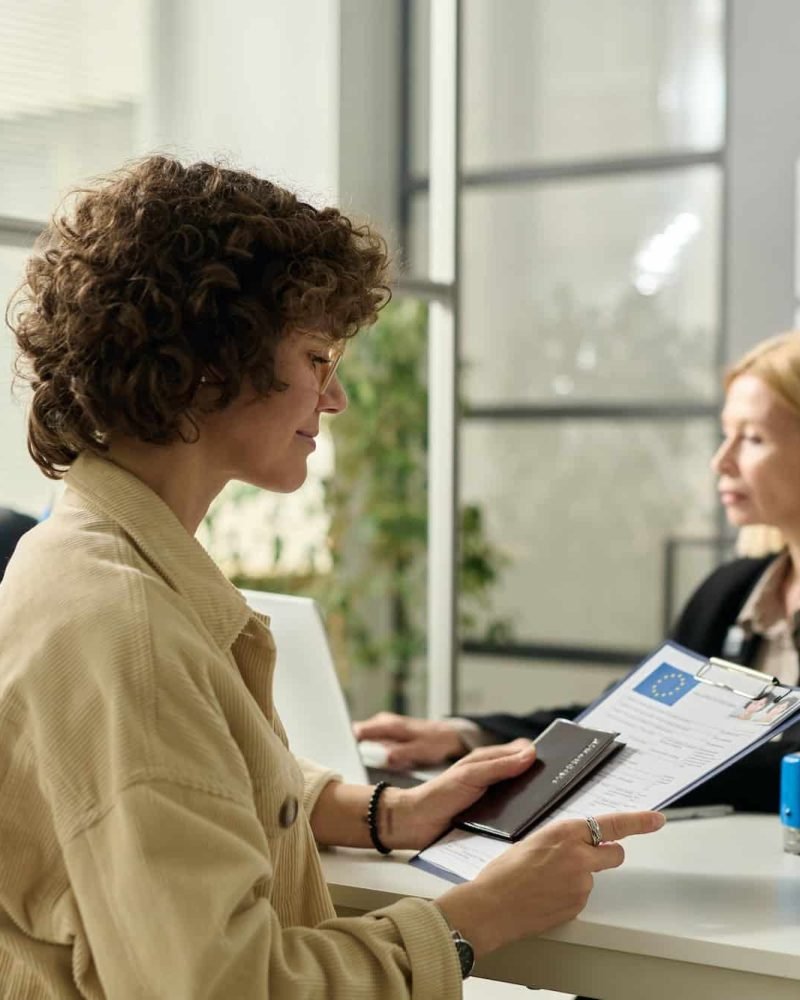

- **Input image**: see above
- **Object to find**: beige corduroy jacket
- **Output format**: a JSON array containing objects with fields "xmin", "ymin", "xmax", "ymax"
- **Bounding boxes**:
[{"xmin": 0, "ymin": 453, "xmax": 461, "ymax": 1000}]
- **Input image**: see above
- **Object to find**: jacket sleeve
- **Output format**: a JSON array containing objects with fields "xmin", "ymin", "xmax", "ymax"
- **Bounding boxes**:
[
  {"xmin": 295, "ymin": 756, "xmax": 341, "ymax": 815},
  {"xmin": 63, "ymin": 780, "xmax": 461, "ymax": 1000}
]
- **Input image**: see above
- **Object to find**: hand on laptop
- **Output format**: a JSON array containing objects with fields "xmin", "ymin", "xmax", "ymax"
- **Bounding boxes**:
[{"xmin": 352, "ymin": 711, "xmax": 467, "ymax": 768}]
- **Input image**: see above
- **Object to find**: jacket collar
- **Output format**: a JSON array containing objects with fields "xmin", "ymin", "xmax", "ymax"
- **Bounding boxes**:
[
  {"xmin": 64, "ymin": 452, "xmax": 252, "ymax": 651},
  {"xmin": 737, "ymin": 548, "xmax": 790, "ymax": 635}
]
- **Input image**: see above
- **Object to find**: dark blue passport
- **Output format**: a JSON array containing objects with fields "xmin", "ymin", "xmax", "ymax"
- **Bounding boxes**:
[{"xmin": 456, "ymin": 719, "xmax": 624, "ymax": 841}]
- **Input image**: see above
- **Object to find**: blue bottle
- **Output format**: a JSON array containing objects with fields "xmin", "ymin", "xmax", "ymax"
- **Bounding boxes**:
[{"xmin": 780, "ymin": 752, "xmax": 800, "ymax": 854}]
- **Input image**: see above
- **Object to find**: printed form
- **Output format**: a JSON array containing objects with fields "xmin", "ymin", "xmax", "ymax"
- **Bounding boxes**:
[{"xmin": 414, "ymin": 641, "xmax": 800, "ymax": 882}]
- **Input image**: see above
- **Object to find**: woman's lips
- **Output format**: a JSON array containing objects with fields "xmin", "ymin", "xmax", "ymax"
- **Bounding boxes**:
[
  {"xmin": 296, "ymin": 431, "xmax": 317, "ymax": 449},
  {"xmin": 719, "ymin": 490, "xmax": 746, "ymax": 505}
]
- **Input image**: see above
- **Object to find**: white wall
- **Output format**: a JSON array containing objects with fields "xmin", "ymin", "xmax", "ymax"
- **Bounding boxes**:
[
  {"xmin": 459, "ymin": 655, "xmax": 626, "ymax": 717},
  {"xmin": 144, "ymin": 0, "xmax": 341, "ymax": 203}
]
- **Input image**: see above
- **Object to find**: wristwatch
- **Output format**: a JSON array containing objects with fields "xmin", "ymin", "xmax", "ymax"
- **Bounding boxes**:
[{"xmin": 450, "ymin": 929, "xmax": 475, "ymax": 979}]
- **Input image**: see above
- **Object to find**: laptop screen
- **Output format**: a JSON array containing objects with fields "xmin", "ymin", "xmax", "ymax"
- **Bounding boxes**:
[{"xmin": 240, "ymin": 589, "xmax": 368, "ymax": 784}]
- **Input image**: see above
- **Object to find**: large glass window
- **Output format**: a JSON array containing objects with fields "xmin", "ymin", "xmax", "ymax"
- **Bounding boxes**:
[
  {"xmin": 421, "ymin": 167, "xmax": 722, "ymax": 405},
  {"xmin": 411, "ymin": 0, "xmax": 725, "ymax": 174},
  {"xmin": 461, "ymin": 0, "xmax": 725, "ymax": 170},
  {"xmin": 404, "ymin": 0, "xmax": 727, "ymax": 712},
  {"xmin": 461, "ymin": 419, "xmax": 719, "ymax": 649}
]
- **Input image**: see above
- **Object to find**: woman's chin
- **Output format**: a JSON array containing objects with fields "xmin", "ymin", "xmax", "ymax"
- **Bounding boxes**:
[
  {"xmin": 239, "ymin": 466, "xmax": 309, "ymax": 494},
  {"xmin": 724, "ymin": 508, "xmax": 754, "ymax": 528},
  {"xmin": 268, "ymin": 469, "xmax": 310, "ymax": 494}
]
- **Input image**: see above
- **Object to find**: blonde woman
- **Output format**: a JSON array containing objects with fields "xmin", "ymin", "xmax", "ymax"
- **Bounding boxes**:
[{"xmin": 356, "ymin": 332, "xmax": 800, "ymax": 814}]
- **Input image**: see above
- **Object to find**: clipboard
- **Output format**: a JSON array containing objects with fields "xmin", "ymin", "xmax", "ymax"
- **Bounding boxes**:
[
  {"xmin": 695, "ymin": 656, "xmax": 787, "ymax": 700},
  {"xmin": 570, "ymin": 640, "xmax": 800, "ymax": 811},
  {"xmin": 411, "ymin": 640, "xmax": 800, "ymax": 884}
]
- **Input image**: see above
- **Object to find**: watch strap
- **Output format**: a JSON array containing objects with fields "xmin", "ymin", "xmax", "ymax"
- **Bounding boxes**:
[{"xmin": 450, "ymin": 928, "xmax": 475, "ymax": 979}]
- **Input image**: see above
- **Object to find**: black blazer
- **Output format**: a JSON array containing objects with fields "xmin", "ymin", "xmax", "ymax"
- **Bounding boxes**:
[{"xmin": 465, "ymin": 555, "xmax": 800, "ymax": 812}]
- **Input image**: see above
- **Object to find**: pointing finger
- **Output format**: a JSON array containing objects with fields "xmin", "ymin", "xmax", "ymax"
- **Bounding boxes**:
[{"xmin": 585, "ymin": 810, "xmax": 666, "ymax": 844}]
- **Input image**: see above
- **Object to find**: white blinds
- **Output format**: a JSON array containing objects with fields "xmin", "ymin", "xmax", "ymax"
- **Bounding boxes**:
[
  {"xmin": 0, "ymin": 0, "xmax": 147, "ymax": 221},
  {"xmin": 0, "ymin": 0, "xmax": 144, "ymax": 118}
]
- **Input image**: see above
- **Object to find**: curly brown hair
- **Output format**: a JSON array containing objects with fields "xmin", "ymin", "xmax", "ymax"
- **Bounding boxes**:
[{"xmin": 8, "ymin": 155, "xmax": 391, "ymax": 478}]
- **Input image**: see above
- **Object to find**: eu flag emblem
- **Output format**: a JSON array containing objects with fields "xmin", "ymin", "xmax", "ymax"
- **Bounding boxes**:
[{"xmin": 634, "ymin": 663, "xmax": 698, "ymax": 706}]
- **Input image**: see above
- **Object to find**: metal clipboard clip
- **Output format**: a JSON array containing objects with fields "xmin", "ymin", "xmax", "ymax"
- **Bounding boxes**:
[{"xmin": 694, "ymin": 657, "xmax": 787, "ymax": 702}]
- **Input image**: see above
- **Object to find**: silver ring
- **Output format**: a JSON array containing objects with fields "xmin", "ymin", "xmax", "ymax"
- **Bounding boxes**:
[{"xmin": 586, "ymin": 815, "xmax": 603, "ymax": 847}]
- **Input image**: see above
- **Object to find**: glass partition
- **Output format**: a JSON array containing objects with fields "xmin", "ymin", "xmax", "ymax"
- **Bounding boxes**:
[{"xmin": 461, "ymin": 417, "xmax": 719, "ymax": 651}]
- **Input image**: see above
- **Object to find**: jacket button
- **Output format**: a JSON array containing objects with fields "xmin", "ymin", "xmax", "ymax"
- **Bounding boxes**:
[{"xmin": 279, "ymin": 795, "xmax": 299, "ymax": 828}]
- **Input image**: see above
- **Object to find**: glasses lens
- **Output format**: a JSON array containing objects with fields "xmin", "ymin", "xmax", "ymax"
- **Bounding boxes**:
[{"xmin": 319, "ymin": 347, "xmax": 344, "ymax": 393}]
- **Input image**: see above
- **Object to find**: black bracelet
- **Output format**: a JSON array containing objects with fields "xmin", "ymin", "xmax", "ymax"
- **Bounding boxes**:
[{"xmin": 367, "ymin": 781, "xmax": 392, "ymax": 855}]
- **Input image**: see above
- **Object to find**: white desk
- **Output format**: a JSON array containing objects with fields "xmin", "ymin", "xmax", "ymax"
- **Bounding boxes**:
[{"xmin": 322, "ymin": 814, "xmax": 800, "ymax": 1000}]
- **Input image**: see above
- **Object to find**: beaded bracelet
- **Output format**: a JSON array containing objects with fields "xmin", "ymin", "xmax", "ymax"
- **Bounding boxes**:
[{"xmin": 367, "ymin": 780, "xmax": 392, "ymax": 855}]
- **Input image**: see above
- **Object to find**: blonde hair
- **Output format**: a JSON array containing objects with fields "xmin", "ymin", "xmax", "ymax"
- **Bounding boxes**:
[
  {"xmin": 736, "ymin": 524, "xmax": 786, "ymax": 558},
  {"xmin": 725, "ymin": 331, "xmax": 800, "ymax": 557}
]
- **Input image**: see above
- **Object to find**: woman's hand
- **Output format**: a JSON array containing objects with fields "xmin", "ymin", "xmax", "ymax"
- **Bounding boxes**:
[
  {"xmin": 309, "ymin": 743, "xmax": 534, "ymax": 851},
  {"xmin": 436, "ymin": 810, "xmax": 666, "ymax": 958},
  {"xmin": 386, "ymin": 740, "xmax": 538, "ymax": 850},
  {"xmin": 353, "ymin": 711, "xmax": 468, "ymax": 768}
]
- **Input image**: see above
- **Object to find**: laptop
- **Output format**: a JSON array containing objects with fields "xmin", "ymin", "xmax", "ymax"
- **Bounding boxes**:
[
  {"xmin": 241, "ymin": 589, "xmax": 368, "ymax": 784},
  {"xmin": 240, "ymin": 589, "xmax": 435, "ymax": 788}
]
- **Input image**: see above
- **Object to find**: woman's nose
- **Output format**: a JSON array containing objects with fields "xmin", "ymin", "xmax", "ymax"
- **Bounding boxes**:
[
  {"xmin": 319, "ymin": 372, "xmax": 348, "ymax": 415},
  {"xmin": 711, "ymin": 438, "xmax": 735, "ymax": 475}
]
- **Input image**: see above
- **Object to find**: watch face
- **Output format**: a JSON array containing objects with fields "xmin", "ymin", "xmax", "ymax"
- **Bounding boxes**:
[{"xmin": 453, "ymin": 933, "xmax": 475, "ymax": 979}]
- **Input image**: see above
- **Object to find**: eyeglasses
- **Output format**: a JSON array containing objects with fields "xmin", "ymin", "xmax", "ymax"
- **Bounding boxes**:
[
  {"xmin": 315, "ymin": 342, "xmax": 346, "ymax": 394},
  {"xmin": 199, "ymin": 339, "xmax": 346, "ymax": 393}
]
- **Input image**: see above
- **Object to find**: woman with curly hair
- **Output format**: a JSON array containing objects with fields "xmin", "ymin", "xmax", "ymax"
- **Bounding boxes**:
[{"xmin": 0, "ymin": 156, "xmax": 662, "ymax": 999}]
